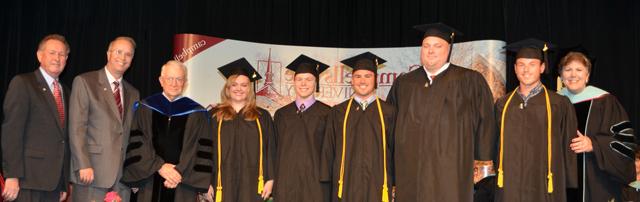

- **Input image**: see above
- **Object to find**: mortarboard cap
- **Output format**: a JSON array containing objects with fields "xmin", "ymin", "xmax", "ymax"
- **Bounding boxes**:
[
  {"xmin": 340, "ymin": 51, "xmax": 387, "ymax": 74},
  {"xmin": 504, "ymin": 38, "xmax": 556, "ymax": 74},
  {"xmin": 413, "ymin": 22, "xmax": 463, "ymax": 43},
  {"xmin": 217, "ymin": 58, "xmax": 262, "ymax": 82},
  {"xmin": 413, "ymin": 22, "xmax": 463, "ymax": 62},
  {"xmin": 285, "ymin": 54, "xmax": 330, "ymax": 92}
]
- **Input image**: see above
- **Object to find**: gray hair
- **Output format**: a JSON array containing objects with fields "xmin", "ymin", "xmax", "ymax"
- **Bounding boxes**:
[{"xmin": 160, "ymin": 60, "xmax": 188, "ymax": 77}]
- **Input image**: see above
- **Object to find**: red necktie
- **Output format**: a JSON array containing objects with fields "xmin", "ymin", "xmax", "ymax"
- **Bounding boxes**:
[
  {"xmin": 113, "ymin": 81, "xmax": 123, "ymax": 119},
  {"xmin": 53, "ymin": 80, "xmax": 65, "ymax": 126}
]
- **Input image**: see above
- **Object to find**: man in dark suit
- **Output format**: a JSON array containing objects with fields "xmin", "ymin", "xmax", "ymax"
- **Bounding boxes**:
[
  {"xmin": 2, "ymin": 34, "xmax": 71, "ymax": 202},
  {"xmin": 68, "ymin": 36, "xmax": 140, "ymax": 201}
]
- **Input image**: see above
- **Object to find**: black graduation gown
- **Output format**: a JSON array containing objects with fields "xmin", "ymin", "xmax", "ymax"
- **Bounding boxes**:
[
  {"xmin": 386, "ymin": 65, "xmax": 496, "ymax": 202},
  {"xmin": 122, "ymin": 94, "xmax": 213, "ymax": 202},
  {"xmin": 475, "ymin": 176, "xmax": 496, "ymax": 202},
  {"xmin": 621, "ymin": 185, "xmax": 640, "ymax": 201},
  {"xmin": 273, "ymin": 101, "xmax": 331, "ymax": 202},
  {"xmin": 320, "ymin": 97, "xmax": 396, "ymax": 202},
  {"xmin": 210, "ymin": 107, "xmax": 276, "ymax": 202},
  {"xmin": 566, "ymin": 94, "xmax": 636, "ymax": 202},
  {"xmin": 494, "ymin": 89, "xmax": 578, "ymax": 202}
]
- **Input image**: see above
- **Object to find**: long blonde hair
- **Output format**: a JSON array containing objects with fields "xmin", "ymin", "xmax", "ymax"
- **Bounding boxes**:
[{"xmin": 214, "ymin": 74, "xmax": 260, "ymax": 121}]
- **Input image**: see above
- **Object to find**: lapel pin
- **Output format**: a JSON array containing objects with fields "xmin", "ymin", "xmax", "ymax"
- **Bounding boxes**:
[{"xmin": 42, "ymin": 88, "xmax": 47, "ymax": 91}]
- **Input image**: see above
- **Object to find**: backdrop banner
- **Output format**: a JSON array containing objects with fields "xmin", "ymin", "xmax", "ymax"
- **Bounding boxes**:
[{"xmin": 173, "ymin": 33, "xmax": 506, "ymax": 114}]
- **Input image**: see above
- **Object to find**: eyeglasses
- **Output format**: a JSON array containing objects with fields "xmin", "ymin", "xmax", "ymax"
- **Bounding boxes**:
[
  {"xmin": 110, "ymin": 49, "xmax": 134, "ymax": 58},
  {"xmin": 163, "ymin": 77, "xmax": 185, "ymax": 83}
]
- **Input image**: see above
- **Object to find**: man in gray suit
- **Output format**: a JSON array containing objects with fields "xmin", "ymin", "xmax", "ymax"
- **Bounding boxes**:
[
  {"xmin": 68, "ymin": 36, "xmax": 140, "ymax": 201},
  {"xmin": 2, "ymin": 34, "xmax": 71, "ymax": 202}
]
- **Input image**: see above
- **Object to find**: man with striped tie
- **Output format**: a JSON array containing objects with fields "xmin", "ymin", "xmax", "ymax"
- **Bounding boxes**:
[
  {"xmin": 68, "ymin": 36, "xmax": 140, "ymax": 201},
  {"xmin": 2, "ymin": 34, "xmax": 71, "ymax": 202}
]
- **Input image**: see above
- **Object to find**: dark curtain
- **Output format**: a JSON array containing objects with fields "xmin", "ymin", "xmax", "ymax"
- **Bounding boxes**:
[{"xmin": 1, "ymin": 0, "xmax": 639, "ymax": 137}]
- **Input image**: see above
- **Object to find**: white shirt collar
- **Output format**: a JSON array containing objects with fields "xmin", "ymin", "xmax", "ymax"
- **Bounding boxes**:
[
  {"xmin": 104, "ymin": 68, "xmax": 123, "ymax": 99},
  {"xmin": 353, "ymin": 94, "xmax": 376, "ymax": 104},
  {"xmin": 424, "ymin": 62, "xmax": 450, "ymax": 83},
  {"xmin": 104, "ymin": 67, "xmax": 122, "ymax": 86},
  {"xmin": 39, "ymin": 67, "xmax": 58, "ymax": 94}
]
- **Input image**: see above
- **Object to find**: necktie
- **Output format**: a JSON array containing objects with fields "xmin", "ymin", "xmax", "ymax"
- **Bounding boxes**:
[
  {"xmin": 113, "ymin": 81, "xmax": 123, "ymax": 119},
  {"xmin": 53, "ymin": 80, "xmax": 65, "ymax": 126},
  {"xmin": 361, "ymin": 101, "xmax": 368, "ymax": 110},
  {"xmin": 429, "ymin": 75, "xmax": 436, "ymax": 84},
  {"xmin": 298, "ymin": 103, "xmax": 306, "ymax": 114}
]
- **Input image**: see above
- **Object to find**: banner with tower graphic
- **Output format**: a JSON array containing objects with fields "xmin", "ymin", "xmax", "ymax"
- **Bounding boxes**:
[{"xmin": 173, "ymin": 33, "xmax": 506, "ymax": 114}]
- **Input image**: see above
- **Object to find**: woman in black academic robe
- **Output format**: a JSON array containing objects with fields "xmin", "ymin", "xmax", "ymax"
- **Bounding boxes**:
[
  {"xmin": 209, "ymin": 63, "xmax": 276, "ymax": 202},
  {"xmin": 558, "ymin": 51, "xmax": 636, "ymax": 202}
]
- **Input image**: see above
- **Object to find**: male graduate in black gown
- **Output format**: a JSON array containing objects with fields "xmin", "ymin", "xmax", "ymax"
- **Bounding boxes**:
[
  {"xmin": 272, "ymin": 55, "xmax": 331, "ymax": 202},
  {"xmin": 320, "ymin": 52, "xmax": 396, "ymax": 202},
  {"xmin": 386, "ymin": 23, "xmax": 496, "ymax": 201},
  {"xmin": 494, "ymin": 38, "xmax": 578, "ymax": 201},
  {"xmin": 122, "ymin": 60, "xmax": 212, "ymax": 201}
]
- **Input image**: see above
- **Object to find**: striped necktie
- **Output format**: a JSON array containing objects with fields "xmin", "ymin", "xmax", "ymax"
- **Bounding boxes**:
[
  {"xmin": 113, "ymin": 81, "xmax": 123, "ymax": 119},
  {"xmin": 53, "ymin": 80, "xmax": 64, "ymax": 126}
]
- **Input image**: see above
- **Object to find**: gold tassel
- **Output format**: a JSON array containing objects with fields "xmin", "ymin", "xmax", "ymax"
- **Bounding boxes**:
[
  {"xmin": 215, "ymin": 187, "xmax": 222, "ymax": 202},
  {"xmin": 257, "ymin": 176, "xmax": 264, "ymax": 194},
  {"xmin": 338, "ymin": 180, "xmax": 344, "ymax": 199},
  {"xmin": 497, "ymin": 170, "xmax": 504, "ymax": 188},
  {"xmin": 547, "ymin": 173, "xmax": 554, "ymax": 193},
  {"xmin": 382, "ymin": 185, "xmax": 389, "ymax": 202}
]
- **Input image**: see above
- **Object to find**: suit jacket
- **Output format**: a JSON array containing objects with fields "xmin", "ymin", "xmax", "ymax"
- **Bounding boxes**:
[
  {"xmin": 68, "ymin": 69, "xmax": 139, "ymax": 188},
  {"xmin": 2, "ymin": 69, "xmax": 70, "ymax": 191}
]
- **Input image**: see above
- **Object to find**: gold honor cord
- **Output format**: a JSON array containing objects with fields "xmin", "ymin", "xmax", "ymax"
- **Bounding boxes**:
[
  {"xmin": 215, "ymin": 119, "xmax": 223, "ymax": 202},
  {"xmin": 215, "ymin": 118, "xmax": 265, "ymax": 202},
  {"xmin": 337, "ymin": 96, "xmax": 389, "ymax": 202},
  {"xmin": 256, "ymin": 119, "xmax": 265, "ymax": 195},
  {"xmin": 497, "ymin": 86, "xmax": 554, "ymax": 193},
  {"xmin": 337, "ymin": 98, "xmax": 354, "ymax": 199},
  {"xmin": 375, "ymin": 97, "xmax": 390, "ymax": 202}
]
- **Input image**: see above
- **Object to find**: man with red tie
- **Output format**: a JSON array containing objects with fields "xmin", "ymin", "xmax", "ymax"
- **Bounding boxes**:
[
  {"xmin": 68, "ymin": 36, "xmax": 140, "ymax": 201},
  {"xmin": 2, "ymin": 34, "xmax": 71, "ymax": 201}
]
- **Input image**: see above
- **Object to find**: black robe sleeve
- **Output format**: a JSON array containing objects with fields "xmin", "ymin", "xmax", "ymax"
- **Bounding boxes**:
[
  {"xmin": 122, "ymin": 105, "xmax": 166, "ymax": 186},
  {"xmin": 178, "ymin": 110, "xmax": 213, "ymax": 191},
  {"xmin": 588, "ymin": 95, "xmax": 636, "ymax": 184},
  {"xmin": 384, "ymin": 100, "xmax": 397, "ymax": 186},
  {"xmin": 469, "ymin": 71, "xmax": 497, "ymax": 161},
  {"xmin": 319, "ymin": 108, "xmax": 338, "ymax": 182},
  {"xmin": 261, "ymin": 109, "xmax": 277, "ymax": 181}
]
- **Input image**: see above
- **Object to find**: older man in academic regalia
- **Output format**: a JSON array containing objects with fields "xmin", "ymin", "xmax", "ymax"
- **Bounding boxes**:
[{"xmin": 122, "ymin": 60, "xmax": 212, "ymax": 201}]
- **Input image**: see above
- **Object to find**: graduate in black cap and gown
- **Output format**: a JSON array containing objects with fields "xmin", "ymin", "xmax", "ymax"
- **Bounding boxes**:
[
  {"xmin": 495, "ymin": 38, "xmax": 578, "ymax": 202},
  {"xmin": 320, "ymin": 52, "xmax": 396, "ymax": 202},
  {"xmin": 386, "ymin": 23, "xmax": 496, "ymax": 201},
  {"xmin": 272, "ymin": 54, "xmax": 332, "ymax": 202},
  {"xmin": 209, "ymin": 58, "xmax": 277, "ymax": 202},
  {"xmin": 122, "ymin": 60, "xmax": 212, "ymax": 201}
]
